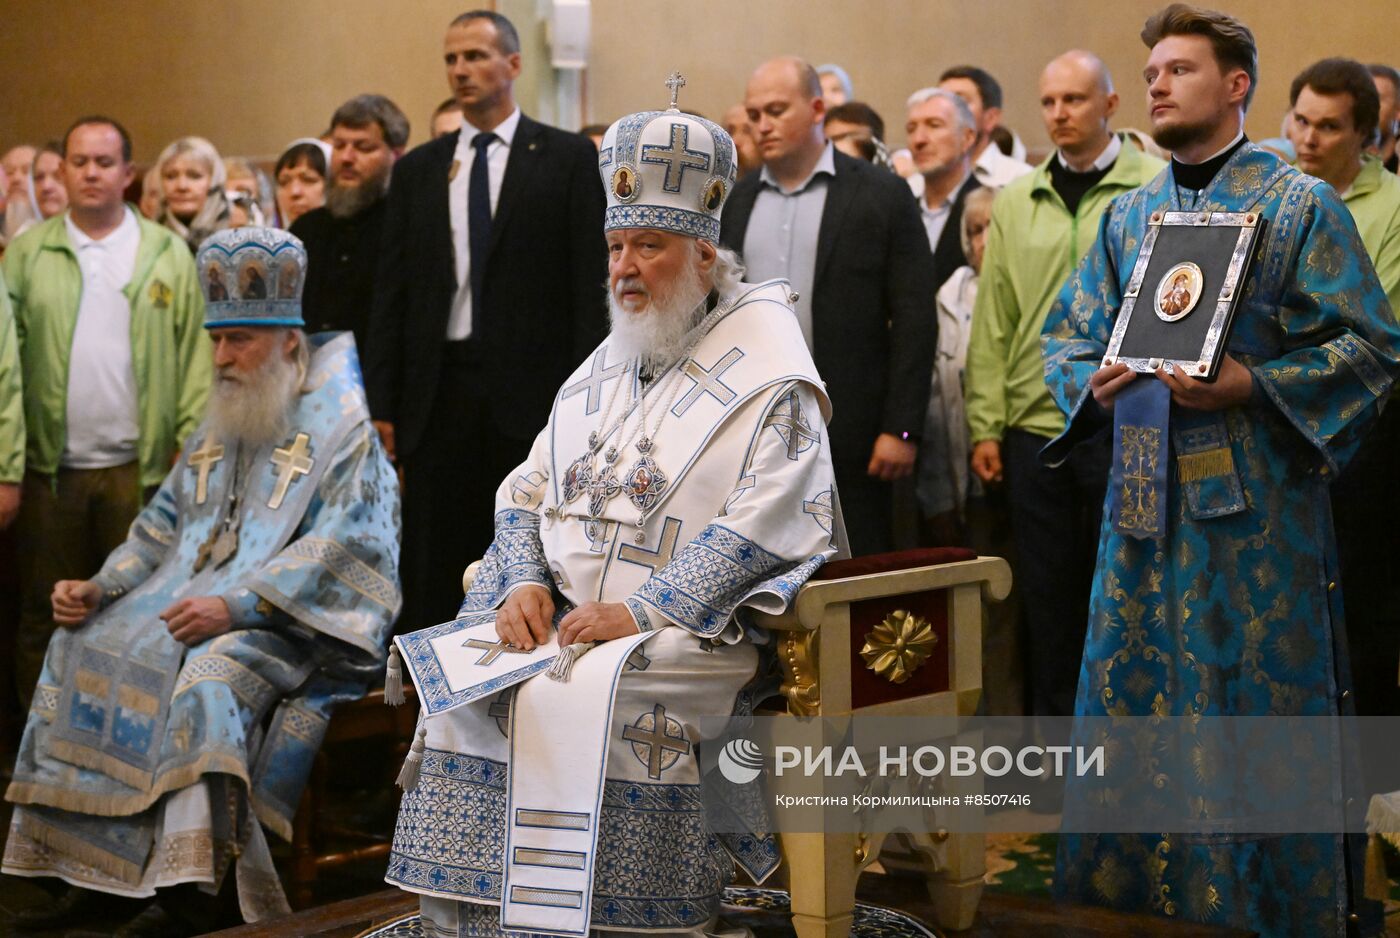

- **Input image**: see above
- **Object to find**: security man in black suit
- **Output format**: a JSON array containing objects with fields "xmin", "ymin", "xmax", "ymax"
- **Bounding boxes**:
[
  {"xmin": 720, "ymin": 56, "xmax": 937, "ymax": 556},
  {"xmin": 366, "ymin": 10, "xmax": 607, "ymax": 630}
]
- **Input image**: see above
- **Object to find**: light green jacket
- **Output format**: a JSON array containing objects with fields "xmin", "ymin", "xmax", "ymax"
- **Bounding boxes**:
[
  {"xmin": 966, "ymin": 138, "xmax": 1164, "ymax": 442},
  {"xmin": 0, "ymin": 273, "xmax": 21, "ymax": 484},
  {"xmin": 2, "ymin": 211, "xmax": 211, "ymax": 489},
  {"xmin": 1342, "ymin": 156, "xmax": 1400, "ymax": 313}
]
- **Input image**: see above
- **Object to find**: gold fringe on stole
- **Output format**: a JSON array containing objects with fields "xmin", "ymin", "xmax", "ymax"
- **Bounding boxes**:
[
  {"xmin": 6, "ymin": 750, "xmax": 251, "ymax": 818},
  {"xmin": 1365, "ymin": 834, "xmax": 1390, "ymax": 901},
  {"xmin": 45, "ymin": 738, "xmax": 156, "ymax": 791},
  {"xmin": 14, "ymin": 811, "xmax": 146, "ymax": 885},
  {"xmin": 1176, "ymin": 446, "xmax": 1235, "ymax": 483}
]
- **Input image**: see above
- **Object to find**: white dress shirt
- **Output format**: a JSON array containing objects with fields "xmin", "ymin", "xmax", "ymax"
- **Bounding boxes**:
[
  {"xmin": 973, "ymin": 143, "xmax": 1033, "ymax": 189},
  {"xmin": 446, "ymin": 107, "xmax": 521, "ymax": 340},
  {"xmin": 62, "ymin": 208, "xmax": 142, "ymax": 468},
  {"xmin": 742, "ymin": 144, "xmax": 837, "ymax": 350}
]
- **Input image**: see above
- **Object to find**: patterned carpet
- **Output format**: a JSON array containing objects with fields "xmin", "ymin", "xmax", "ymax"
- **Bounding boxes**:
[
  {"xmin": 354, "ymin": 887, "xmax": 941, "ymax": 938},
  {"xmin": 983, "ymin": 832, "xmax": 1056, "ymax": 896},
  {"xmin": 984, "ymin": 832, "xmax": 1400, "ymax": 934}
]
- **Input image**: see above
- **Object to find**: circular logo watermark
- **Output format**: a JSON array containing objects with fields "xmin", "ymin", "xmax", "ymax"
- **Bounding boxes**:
[{"xmin": 717, "ymin": 738, "xmax": 764, "ymax": 784}]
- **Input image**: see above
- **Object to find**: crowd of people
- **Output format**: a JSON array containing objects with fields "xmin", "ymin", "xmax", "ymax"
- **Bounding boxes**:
[{"xmin": 1, "ymin": 2, "xmax": 1399, "ymax": 936}]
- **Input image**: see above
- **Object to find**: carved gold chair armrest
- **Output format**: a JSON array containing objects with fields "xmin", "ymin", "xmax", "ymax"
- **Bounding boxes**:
[
  {"xmin": 749, "ymin": 548, "xmax": 1010, "ymax": 719},
  {"xmin": 750, "ymin": 547, "xmax": 1011, "ymax": 938}
]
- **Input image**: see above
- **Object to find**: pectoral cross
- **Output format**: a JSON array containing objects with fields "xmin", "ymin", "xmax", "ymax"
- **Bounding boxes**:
[
  {"xmin": 586, "ymin": 465, "xmax": 623, "ymax": 518},
  {"xmin": 464, "ymin": 638, "xmax": 531, "ymax": 666},
  {"xmin": 268, "ymin": 432, "xmax": 314, "ymax": 510},
  {"xmin": 187, "ymin": 437, "xmax": 225, "ymax": 505},
  {"xmin": 665, "ymin": 71, "xmax": 686, "ymax": 110}
]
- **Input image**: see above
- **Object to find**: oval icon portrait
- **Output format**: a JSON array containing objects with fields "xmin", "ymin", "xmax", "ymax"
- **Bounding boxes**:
[
  {"xmin": 611, "ymin": 164, "xmax": 640, "ymax": 203},
  {"xmin": 701, "ymin": 177, "xmax": 726, "ymax": 212},
  {"xmin": 1154, "ymin": 261, "xmax": 1204, "ymax": 323}
]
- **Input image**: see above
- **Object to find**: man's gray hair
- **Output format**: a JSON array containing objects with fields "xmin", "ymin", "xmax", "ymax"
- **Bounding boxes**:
[
  {"xmin": 905, "ymin": 87, "xmax": 976, "ymax": 134},
  {"xmin": 709, "ymin": 245, "xmax": 746, "ymax": 299}
]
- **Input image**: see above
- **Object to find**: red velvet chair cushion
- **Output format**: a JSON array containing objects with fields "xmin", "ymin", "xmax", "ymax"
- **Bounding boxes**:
[{"xmin": 814, "ymin": 546, "xmax": 978, "ymax": 581}]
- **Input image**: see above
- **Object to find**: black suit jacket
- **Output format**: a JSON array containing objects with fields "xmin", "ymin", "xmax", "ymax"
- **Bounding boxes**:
[
  {"xmin": 930, "ymin": 174, "xmax": 983, "ymax": 294},
  {"xmin": 720, "ymin": 152, "xmax": 937, "ymax": 466},
  {"xmin": 365, "ymin": 114, "xmax": 608, "ymax": 459}
]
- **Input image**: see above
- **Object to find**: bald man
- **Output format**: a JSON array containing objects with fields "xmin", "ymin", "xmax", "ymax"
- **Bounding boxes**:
[
  {"xmin": 964, "ymin": 51, "xmax": 1164, "ymax": 720},
  {"xmin": 720, "ymin": 55, "xmax": 937, "ymax": 555}
]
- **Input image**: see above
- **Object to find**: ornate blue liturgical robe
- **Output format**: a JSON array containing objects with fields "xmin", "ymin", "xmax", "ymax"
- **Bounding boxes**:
[
  {"xmin": 387, "ymin": 282, "xmax": 841, "ymax": 937},
  {"xmin": 1042, "ymin": 144, "xmax": 1400, "ymax": 936},
  {"xmin": 3, "ymin": 332, "xmax": 400, "ymax": 920}
]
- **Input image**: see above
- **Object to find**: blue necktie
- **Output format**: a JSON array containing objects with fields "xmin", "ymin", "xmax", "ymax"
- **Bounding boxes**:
[{"xmin": 468, "ymin": 131, "xmax": 497, "ymax": 320}]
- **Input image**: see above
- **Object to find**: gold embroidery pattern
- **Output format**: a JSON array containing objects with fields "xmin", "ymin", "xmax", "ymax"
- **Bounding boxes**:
[
  {"xmin": 278, "ymin": 704, "xmax": 327, "ymax": 743},
  {"xmin": 175, "ymin": 654, "xmax": 276, "ymax": 709},
  {"xmin": 284, "ymin": 537, "xmax": 398, "ymax": 609},
  {"xmin": 1117, "ymin": 425, "xmax": 1162, "ymax": 533},
  {"xmin": 158, "ymin": 831, "xmax": 215, "ymax": 878}
]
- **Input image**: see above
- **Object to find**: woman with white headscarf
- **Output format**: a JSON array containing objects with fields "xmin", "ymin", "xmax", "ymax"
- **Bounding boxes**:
[{"xmin": 155, "ymin": 136, "xmax": 231, "ymax": 252}]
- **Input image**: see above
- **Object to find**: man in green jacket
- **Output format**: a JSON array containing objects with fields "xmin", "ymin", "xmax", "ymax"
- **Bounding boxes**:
[
  {"xmin": 1288, "ymin": 57, "xmax": 1400, "ymax": 723},
  {"xmin": 4, "ymin": 116, "xmax": 210, "ymax": 706},
  {"xmin": 0, "ymin": 275, "xmax": 21, "ymax": 530},
  {"xmin": 964, "ymin": 51, "xmax": 1163, "ymax": 718},
  {"xmin": 1288, "ymin": 57, "xmax": 1400, "ymax": 309}
]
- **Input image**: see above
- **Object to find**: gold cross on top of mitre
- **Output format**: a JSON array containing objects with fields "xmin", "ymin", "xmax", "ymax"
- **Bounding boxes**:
[{"xmin": 665, "ymin": 71, "xmax": 686, "ymax": 111}]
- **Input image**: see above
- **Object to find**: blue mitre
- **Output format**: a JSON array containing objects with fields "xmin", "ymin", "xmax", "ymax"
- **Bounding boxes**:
[
  {"xmin": 599, "ymin": 73, "xmax": 737, "ymax": 243},
  {"xmin": 197, "ymin": 226, "xmax": 307, "ymax": 329}
]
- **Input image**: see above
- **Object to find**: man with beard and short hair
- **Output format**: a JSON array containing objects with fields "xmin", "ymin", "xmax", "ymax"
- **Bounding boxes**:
[
  {"xmin": 3, "ymin": 226, "xmax": 401, "ymax": 936},
  {"xmin": 384, "ymin": 90, "xmax": 842, "ymax": 938},
  {"xmin": 291, "ymin": 94, "xmax": 408, "ymax": 352},
  {"xmin": 1, "ymin": 144, "xmax": 38, "ymax": 245},
  {"xmin": 1045, "ymin": 5, "xmax": 1400, "ymax": 934}
]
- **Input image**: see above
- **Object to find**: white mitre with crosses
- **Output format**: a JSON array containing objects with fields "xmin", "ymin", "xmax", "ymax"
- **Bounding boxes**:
[{"xmin": 598, "ymin": 72, "xmax": 738, "ymax": 244}]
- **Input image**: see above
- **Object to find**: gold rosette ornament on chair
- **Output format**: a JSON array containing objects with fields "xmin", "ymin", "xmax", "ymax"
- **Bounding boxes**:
[{"xmin": 859, "ymin": 609, "xmax": 938, "ymax": 684}]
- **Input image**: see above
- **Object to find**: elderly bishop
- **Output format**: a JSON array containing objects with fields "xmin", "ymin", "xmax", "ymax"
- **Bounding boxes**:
[
  {"xmin": 3, "ymin": 227, "xmax": 401, "ymax": 934},
  {"xmin": 386, "ymin": 82, "xmax": 842, "ymax": 938}
]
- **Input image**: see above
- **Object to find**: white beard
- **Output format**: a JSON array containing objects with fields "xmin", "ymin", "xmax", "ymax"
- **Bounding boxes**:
[
  {"xmin": 205, "ymin": 352, "xmax": 301, "ymax": 447},
  {"xmin": 607, "ymin": 258, "xmax": 711, "ymax": 374}
]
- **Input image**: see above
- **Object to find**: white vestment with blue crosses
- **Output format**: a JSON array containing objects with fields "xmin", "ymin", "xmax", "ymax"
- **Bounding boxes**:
[{"xmin": 387, "ymin": 281, "xmax": 841, "ymax": 937}]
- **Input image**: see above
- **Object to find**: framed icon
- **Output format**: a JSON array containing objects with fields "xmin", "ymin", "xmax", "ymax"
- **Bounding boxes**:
[{"xmin": 1103, "ymin": 210, "xmax": 1267, "ymax": 382}]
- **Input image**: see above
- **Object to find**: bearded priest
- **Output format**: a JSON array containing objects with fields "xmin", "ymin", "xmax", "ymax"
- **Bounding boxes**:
[
  {"xmin": 385, "ymin": 76, "xmax": 844, "ymax": 938},
  {"xmin": 3, "ymin": 227, "xmax": 401, "ymax": 935}
]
